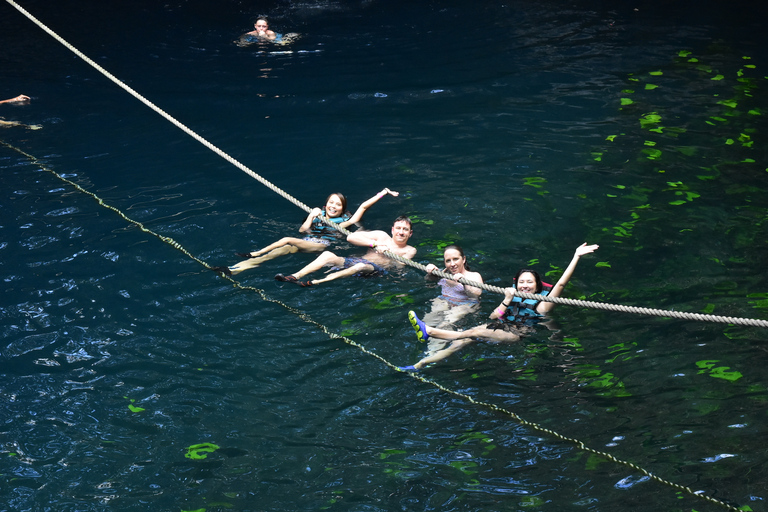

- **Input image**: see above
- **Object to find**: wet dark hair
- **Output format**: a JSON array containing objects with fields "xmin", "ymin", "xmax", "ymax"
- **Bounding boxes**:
[
  {"xmin": 513, "ymin": 268, "xmax": 543, "ymax": 294},
  {"xmin": 443, "ymin": 244, "xmax": 470, "ymax": 271},
  {"xmin": 324, "ymin": 192, "xmax": 348, "ymax": 215},
  {"xmin": 393, "ymin": 215, "xmax": 412, "ymax": 229}
]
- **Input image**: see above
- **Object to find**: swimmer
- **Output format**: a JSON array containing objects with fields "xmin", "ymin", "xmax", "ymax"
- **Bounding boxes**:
[
  {"xmin": 274, "ymin": 216, "xmax": 416, "ymax": 286},
  {"xmin": 1, "ymin": 94, "xmax": 42, "ymax": 130},
  {"xmin": 400, "ymin": 242, "xmax": 599, "ymax": 370},
  {"xmin": 236, "ymin": 17, "xmax": 301, "ymax": 47},
  {"xmin": 247, "ymin": 17, "xmax": 277, "ymax": 40},
  {"xmin": 420, "ymin": 245, "xmax": 484, "ymax": 329},
  {"xmin": 213, "ymin": 188, "xmax": 399, "ymax": 276}
]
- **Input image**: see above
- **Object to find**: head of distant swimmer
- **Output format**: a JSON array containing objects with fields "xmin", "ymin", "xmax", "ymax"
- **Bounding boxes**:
[
  {"xmin": 254, "ymin": 17, "xmax": 270, "ymax": 31},
  {"xmin": 324, "ymin": 193, "xmax": 347, "ymax": 217},
  {"xmin": 514, "ymin": 268, "xmax": 543, "ymax": 294},
  {"xmin": 443, "ymin": 244, "xmax": 469, "ymax": 273}
]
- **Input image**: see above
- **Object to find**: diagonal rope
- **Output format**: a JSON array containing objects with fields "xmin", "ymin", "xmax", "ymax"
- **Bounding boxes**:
[
  {"xmin": 7, "ymin": 0, "xmax": 768, "ymax": 329},
  {"xmin": 1, "ymin": 139, "xmax": 743, "ymax": 512},
  {"xmin": 5, "ymin": 0, "xmax": 312, "ymax": 215}
]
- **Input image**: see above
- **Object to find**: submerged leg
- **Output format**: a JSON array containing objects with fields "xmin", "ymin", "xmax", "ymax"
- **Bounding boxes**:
[
  {"xmin": 308, "ymin": 262, "xmax": 371, "ymax": 285},
  {"xmin": 408, "ymin": 311, "xmax": 521, "ymax": 344},
  {"xmin": 413, "ymin": 338, "xmax": 475, "ymax": 369},
  {"xmin": 229, "ymin": 245, "xmax": 299, "ymax": 274},
  {"xmin": 284, "ymin": 252, "xmax": 345, "ymax": 281}
]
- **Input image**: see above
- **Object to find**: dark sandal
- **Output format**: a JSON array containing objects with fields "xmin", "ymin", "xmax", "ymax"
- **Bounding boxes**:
[{"xmin": 275, "ymin": 273, "xmax": 299, "ymax": 283}]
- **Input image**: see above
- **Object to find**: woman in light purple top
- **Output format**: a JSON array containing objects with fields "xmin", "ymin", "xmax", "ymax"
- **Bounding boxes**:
[{"xmin": 421, "ymin": 245, "xmax": 484, "ymax": 329}]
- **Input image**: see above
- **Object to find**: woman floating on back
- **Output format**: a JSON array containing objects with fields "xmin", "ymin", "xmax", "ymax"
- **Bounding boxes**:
[
  {"xmin": 214, "ymin": 188, "xmax": 399, "ymax": 276},
  {"xmin": 400, "ymin": 242, "xmax": 599, "ymax": 371}
]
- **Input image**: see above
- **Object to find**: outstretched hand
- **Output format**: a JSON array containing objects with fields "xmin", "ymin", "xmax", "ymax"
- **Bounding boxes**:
[
  {"xmin": 381, "ymin": 187, "xmax": 399, "ymax": 197},
  {"xmin": 575, "ymin": 242, "xmax": 599, "ymax": 257},
  {"xmin": 1, "ymin": 94, "xmax": 30, "ymax": 105}
]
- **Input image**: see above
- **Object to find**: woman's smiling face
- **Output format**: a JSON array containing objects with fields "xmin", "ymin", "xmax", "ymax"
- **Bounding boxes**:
[
  {"xmin": 516, "ymin": 272, "xmax": 537, "ymax": 293},
  {"xmin": 443, "ymin": 248, "xmax": 466, "ymax": 274},
  {"xmin": 325, "ymin": 194, "xmax": 344, "ymax": 217}
]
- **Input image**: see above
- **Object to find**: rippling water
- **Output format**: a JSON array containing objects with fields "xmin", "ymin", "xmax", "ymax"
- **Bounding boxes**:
[{"xmin": 2, "ymin": 0, "xmax": 768, "ymax": 511}]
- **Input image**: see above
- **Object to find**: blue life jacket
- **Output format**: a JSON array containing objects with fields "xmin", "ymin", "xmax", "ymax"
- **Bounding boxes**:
[
  {"xmin": 504, "ymin": 289, "xmax": 549, "ymax": 326},
  {"xmin": 309, "ymin": 209, "xmax": 351, "ymax": 240}
]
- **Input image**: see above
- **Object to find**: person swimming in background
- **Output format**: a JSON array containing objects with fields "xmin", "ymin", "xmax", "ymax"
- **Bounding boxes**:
[
  {"xmin": 213, "ymin": 188, "xmax": 399, "ymax": 276},
  {"xmin": 274, "ymin": 216, "xmax": 416, "ymax": 287},
  {"xmin": 421, "ymin": 245, "xmax": 484, "ymax": 329},
  {"xmin": 1, "ymin": 94, "xmax": 42, "ymax": 130},
  {"xmin": 247, "ymin": 17, "xmax": 277, "ymax": 40},
  {"xmin": 235, "ymin": 16, "xmax": 301, "ymax": 47},
  {"xmin": 1, "ymin": 94, "xmax": 31, "ymax": 105},
  {"xmin": 400, "ymin": 242, "xmax": 599, "ymax": 371}
]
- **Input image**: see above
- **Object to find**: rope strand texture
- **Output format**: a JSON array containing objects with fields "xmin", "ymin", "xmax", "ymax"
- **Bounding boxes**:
[{"xmin": 7, "ymin": 0, "xmax": 767, "ymax": 330}]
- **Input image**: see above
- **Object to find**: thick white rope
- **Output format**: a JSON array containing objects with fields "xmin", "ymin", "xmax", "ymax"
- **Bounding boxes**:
[
  {"xmin": 5, "ymin": 0, "xmax": 311, "ymax": 214},
  {"xmin": 8, "ymin": 0, "xmax": 768, "ymax": 329}
]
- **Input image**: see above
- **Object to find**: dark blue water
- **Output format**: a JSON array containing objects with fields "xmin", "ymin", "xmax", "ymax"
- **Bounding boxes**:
[{"xmin": 2, "ymin": 0, "xmax": 768, "ymax": 511}]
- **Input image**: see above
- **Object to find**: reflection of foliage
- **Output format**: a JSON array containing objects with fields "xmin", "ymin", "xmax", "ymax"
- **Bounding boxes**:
[
  {"xmin": 185, "ymin": 443, "xmax": 220, "ymax": 460},
  {"xmin": 571, "ymin": 364, "xmax": 632, "ymax": 398},
  {"xmin": 573, "ymin": 46, "xmax": 768, "ymax": 284},
  {"xmin": 367, "ymin": 292, "xmax": 414, "ymax": 310},
  {"xmin": 696, "ymin": 360, "xmax": 743, "ymax": 382},
  {"xmin": 124, "ymin": 396, "xmax": 145, "ymax": 413},
  {"xmin": 319, "ymin": 490, "xmax": 346, "ymax": 510}
]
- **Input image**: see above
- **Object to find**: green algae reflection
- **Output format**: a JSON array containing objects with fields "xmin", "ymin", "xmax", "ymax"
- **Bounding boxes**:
[{"xmin": 185, "ymin": 443, "xmax": 221, "ymax": 460}]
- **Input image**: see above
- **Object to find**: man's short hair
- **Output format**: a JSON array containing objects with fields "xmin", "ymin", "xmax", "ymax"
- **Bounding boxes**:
[{"xmin": 393, "ymin": 215, "xmax": 412, "ymax": 229}]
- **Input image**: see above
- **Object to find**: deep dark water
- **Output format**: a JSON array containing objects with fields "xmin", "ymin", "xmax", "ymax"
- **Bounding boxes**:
[{"xmin": 2, "ymin": 0, "xmax": 768, "ymax": 511}]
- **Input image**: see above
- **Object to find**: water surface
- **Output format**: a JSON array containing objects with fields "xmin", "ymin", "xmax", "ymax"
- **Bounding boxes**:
[{"xmin": 2, "ymin": 1, "xmax": 767, "ymax": 511}]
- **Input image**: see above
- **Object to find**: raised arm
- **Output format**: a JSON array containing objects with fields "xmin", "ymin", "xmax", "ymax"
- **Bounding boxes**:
[
  {"xmin": 537, "ymin": 242, "xmax": 599, "ymax": 314},
  {"xmin": 340, "ymin": 188, "xmax": 399, "ymax": 228},
  {"xmin": 0, "ymin": 94, "xmax": 30, "ymax": 105}
]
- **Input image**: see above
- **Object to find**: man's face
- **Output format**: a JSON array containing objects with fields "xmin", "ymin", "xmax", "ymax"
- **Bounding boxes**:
[{"xmin": 391, "ymin": 220, "xmax": 412, "ymax": 244}]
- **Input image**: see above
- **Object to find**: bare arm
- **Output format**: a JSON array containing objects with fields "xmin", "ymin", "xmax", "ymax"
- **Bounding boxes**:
[
  {"xmin": 340, "ymin": 188, "xmax": 399, "ymax": 228},
  {"xmin": 424, "ymin": 263, "xmax": 440, "ymax": 282},
  {"xmin": 347, "ymin": 229, "xmax": 389, "ymax": 248},
  {"xmin": 0, "ymin": 94, "xmax": 30, "ymax": 105},
  {"xmin": 490, "ymin": 287, "xmax": 516, "ymax": 320},
  {"xmin": 298, "ymin": 207, "xmax": 323, "ymax": 233},
  {"xmin": 537, "ymin": 243, "xmax": 599, "ymax": 314},
  {"xmin": 458, "ymin": 270, "xmax": 484, "ymax": 298}
]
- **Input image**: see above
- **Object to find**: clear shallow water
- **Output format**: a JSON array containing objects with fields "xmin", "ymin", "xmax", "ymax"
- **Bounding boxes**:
[{"xmin": 2, "ymin": 0, "xmax": 768, "ymax": 511}]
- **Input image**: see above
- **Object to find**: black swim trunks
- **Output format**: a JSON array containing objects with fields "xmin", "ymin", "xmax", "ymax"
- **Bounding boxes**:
[
  {"xmin": 485, "ymin": 320, "xmax": 535, "ymax": 336},
  {"xmin": 338, "ymin": 256, "xmax": 387, "ymax": 278}
]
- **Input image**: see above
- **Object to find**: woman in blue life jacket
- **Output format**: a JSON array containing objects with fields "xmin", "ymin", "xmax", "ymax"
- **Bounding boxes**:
[
  {"xmin": 401, "ymin": 242, "xmax": 599, "ymax": 370},
  {"xmin": 216, "ymin": 188, "xmax": 399, "ymax": 275}
]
